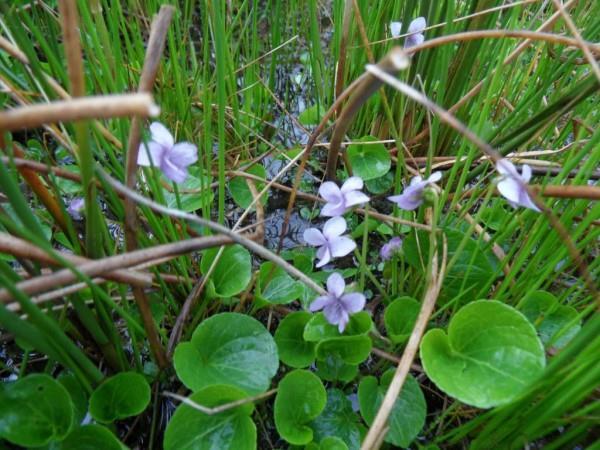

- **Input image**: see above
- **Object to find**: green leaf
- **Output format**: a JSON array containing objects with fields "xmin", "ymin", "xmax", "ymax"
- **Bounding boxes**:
[
  {"xmin": 52, "ymin": 424, "xmax": 126, "ymax": 450},
  {"xmin": 174, "ymin": 313, "xmax": 279, "ymax": 394},
  {"xmin": 310, "ymin": 389, "xmax": 363, "ymax": 450},
  {"xmin": 0, "ymin": 374, "xmax": 73, "ymax": 447},
  {"xmin": 404, "ymin": 228, "xmax": 498, "ymax": 304},
  {"xmin": 315, "ymin": 335, "xmax": 372, "ymax": 365},
  {"xmin": 274, "ymin": 312, "xmax": 316, "ymax": 368},
  {"xmin": 299, "ymin": 104, "xmax": 326, "ymax": 126},
  {"xmin": 315, "ymin": 355, "xmax": 358, "ymax": 382},
  {"xmin": 358, "ymin": 370, "xmax": 426, "ymax": 448},
  {"xmin": 164, "ymin": 170, "xmax": 213, "ymax": 212},
  {"xmin": 364, "ymin": 171, "xmax": 394, "ymax": 194},
  {"xmin": 201, "ymin": 245, "xmax": 252, "ymax": 298},
  {"xmin": 520, "ymin": 290, "xmax": 581, "ymax": 349},
  {"xmin": 346, "ymin": 136, "xmax": 391, "ymax": 181},
  {"xmin": 384, "ymin": 297, "xmax": 420, "ymax": 344},
  {"xmin": 420, "ymin": 300, "xmax": 546, "ymax": 408},
  {"xmin": 317, "ymin": 436, "xmax": 349, "ymax": 450},
  {"xmin": 274, "ymin": 370, "xmax": 327, "ymax": 445},
  {"xmin": 304, "ymin": 312, "xmax": 372, "ymax": 341},
  {"xmin": 89, "ymin": 372, "xmax": 150, "ymax": 423},
  {"xmin": 228, "ymin": 164, "xmax": 268, "ymax": 209},
  {"xmin": 164, "ymin": 385, "xmax": 256, "ymax": 450},
  {"xmin": 258, "ymin": 262, "xmax": 304, "ymax": 305},
  {"xmin": 58, "ymin": 373, "xmax": 88, "ymax": 425}
]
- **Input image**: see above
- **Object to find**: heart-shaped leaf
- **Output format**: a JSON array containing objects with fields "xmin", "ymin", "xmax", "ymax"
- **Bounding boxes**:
[
  {"xmin": 274, "ymin": 370, "xmax": 326, "ymax": 445},
  {"xmin": 54, "ymin": 424, "xmax": 125, "ymax": 450},
  {"xmin": 384, "ymin": 297, "xmax": 420, "ymax": 344},
  {"xmin": 316, "ymin": 355, "xmax": 358, "ymax": 382},
  {"xmin": 164, "ymin": 169, "xmax": 213, "ymax": 212},
  {"xmin": 310, "ymin": 389, "xmax": 363, "ymax": 450},
  {"xmin": 229, "ymin": 164, "xmax": 268, "ymax": 209},
  {"xmin": 274, "ymin": 311, "xmax": 316, "ymax": 368},
  {"xmin": 520, "ymin": 290, "xmax": 581, "ymax": 349},
  {"xmin": 201, "ymin": 245, "xmax": 252, "ymax": 298},
  {"xmin": 420, "ymin": 300, "xmax": 546, "ymax": 408},
  {"xmin": 174, "ymin": 313, "xmax": 279, "ymax": 394},
  {"xmin": 358, "ymin": 370, "xmax": 426, "ymax": 448},
  {"xmin": 315, "ymin": 335, "xmax": 372, "ymax": 365},
  {"xmin": 257, "ymin": 262, "xmax": 304, "ymax": 305},
  {"xmin": 164, "ymin": 385, "xmax": 256, "ymax": 450},
  {"xmin": 304, "ymin": 312, "xmax": 372, "ymax": 341},
  {"xmin": 346, "ymin": 136, "xmax": 391, "ymax": 181},
  {"xmin": 299, "ymin": 104, "xmax": 326, "ymax": 126},
  {"xmin": 58, "ymin": 373, "xmax": 88, "ymax": 425},
  {"xmin": 89, "ymin": 372, "xmax": 150, "ymax": 423},
  {"xmin": 0, "ymin": 374, "xmax": 73, "ymax": 447}
]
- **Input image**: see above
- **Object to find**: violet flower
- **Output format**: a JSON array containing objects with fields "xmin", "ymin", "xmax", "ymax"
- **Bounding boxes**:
[
  {"xmin": 137, "ymin": 122, "xmax": 198, "ymax": 183},
  {"xmin": 67, "ymin": 197, "xmax": 85, "ymax": 220},
  {"xmin": 309, "ymin": 272, "xmax": 366, "ymax": 333},
  {"xmin": 390, "ymin": 17, "xmax": 426, "ymax": 48},
  {"xmin": 303, "ymin": 216, "xmax": 356, "ymax": 268},
  {"xmin": 319, "ymin": 176, "xmax": 370, "ymax": 217},
  {"xmin": 496, "ymin": 159, "xmax": 540, "ymax": 212},
  {"xmin": 388, "ymin": 172, "xmax": 441, "ymax": 210},
  {"xmin": 381, "ymin": 237, "xmax": 403, "ymax": 261}
]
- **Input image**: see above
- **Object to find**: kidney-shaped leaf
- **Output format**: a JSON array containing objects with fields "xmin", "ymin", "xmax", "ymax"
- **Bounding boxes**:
[
  {"xmin": 304, "ymin": 312, "xmax": 372, "ymax": 342},
  {"xmin": 164, "ymin": 385, "xmax": 256, "ymax": 450},
  {"xmin": 315, "ymin": 335, "xmax": 372, "ymax": 365},
  {"xmin": 201, "ymin": 245, "xmax": 251, "ymax": 298},
  {"xmin": 0, "ymin": 374, "xmax": 73, "ymax": 447},
  {"xmin": 358, "ymin": 370, "xmax": 426, "ymax": 448},
  {"xmin": 274, "ymin": 311, "xmax": 315, "ymax": 368},
  {"xmin": 384, "ymin": 296, "xmax": 420, "ymax": 344},
  {"xmin": 346, "ymin": 136, "xmax": 391, "ymax": 181},
  {"xmin": 55, "ymin": 424, "xmax": 125, "ymax": 450},
  {"xmin": 174, "ymin": 313, "xmax": 279, "ymax": 394},
  {"xmin": 420, "ymin": 300, "xmax": 546, "ymax": 408},
  {"xmin": 229, "ymin": 164, "xmax": 268, "ymax": 209},
  {"xmin": 274, "ymin": 370, "xmax": 326, "ymax": 445},
  {"xmin": 310, "ymin": 389, "xmax": 363, "ymax": 450},
  {"xmin": 258, "ymin": 262, "xmax": 304, "ymax": 305},
  {"xmin": 89, "ymin": 372, "xmax": 150, "ymax": 423}
]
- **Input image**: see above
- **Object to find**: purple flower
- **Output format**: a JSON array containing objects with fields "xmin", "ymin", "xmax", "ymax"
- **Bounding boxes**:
[
  {"xmin": 309, "ymin": 272, "xmax": 366, "ymax": 332},
  {"xmin": 319, "ymin": 176, "xmax": 370, "ymax": 217},
  {"xmin": 496, "ymin": 159, "xmax": 540, "ymax": 212},
  {"xmin": 137, "ymin": 122, "xmax": 198, "ymax": 183},
  {"xmin": 67, "ymin": 197, "xmax": 85, "ymax": 220},
  {"xmin": 303, "ymin": 216, "xmax": 357, "ymax": 268},
  {"xmin": 380, "ymin": 237, "xmax": 403, "ymax": 261},
  {"xmin": 388, "ymin": 171, "xmax": 441, "ymax": 210},
  {"xmin": 390, "ymin": 17, "xmax": 426, "ymax": 48}
]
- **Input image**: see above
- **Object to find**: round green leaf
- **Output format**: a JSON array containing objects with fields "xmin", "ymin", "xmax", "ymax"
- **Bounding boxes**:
[
  {"xmin": 164, "ymin": 169, "xmax": 213, "ymax": 212},
  {"xmin": 55, "ymin": 424, "xmax": 125, "ymax": 450},
  {"xmin": 258, "ymin": 262, "xmax": 304, "ymax": 305},
  {"xmin": 299, "ymin": 104, "xmax": 326, "ymax": 126},
  {"xmin": 520, "ymin": 290, "xmax": 581, "ymax": 349},
  {"xmin": 164, "ymin": 385, "xmax": 256, "ymax": 450},
  {"xmin": 274, "ymin": 312, "xmax": 316, "ymax": 368},
  {"xmin": 58, "ymin": 373, "xmax": 88, "ymax": 425},
  {"xmin": 200, "ymin": 245, "xmax": 251, "ymax": 298},
  {"xmin": 174, "ymin": 313, "xmax": 279, "ymax": 394},
  {"xmin": 310, "ymin": 389, "xmax": 363, "ymax": 450},
  {"xmin": 304, "ymin": 312, "xmax": 372, "ymax": 341},
  {"xmin": 358, "ymin": 370, "xmax": 426, "ymax": 448},
  {"xmin": 315, "ymin": 355, "xmax": 358, "ymax": 382},
  {"xmin": 346, "ymin": 136, "xmax": 391, "ymax": 181},
  {"xmin": 384, "ymin": 297, "xmax": 420, "ymax": 344},
  {"xmin": 274, "ymin": 370, "xmax": 326, "ymax": 445},
  {"xmin": 229, "ymin": 164, "xmax": 269, "ymax": 209},
  {"xmin": 0, "ymin": 374, "xmax": 73, "ymax": 447},
  {"xmin": 420, "ymin": 300, "xmax": 546, "ymax": 408},
  {"xmin": 89, "ymin": 372, "xmax": 150, "ymax": 423},
  {"xmin": 318, "ymin": 436, "xmax": 349, "ymax": 450},
  {"xmin": 364, "ymin": 171, "xmax": 394, "ymax": 194},
  {"xmin": 315, "ymin": 335, "xmax": 372, "ymax": 365}
]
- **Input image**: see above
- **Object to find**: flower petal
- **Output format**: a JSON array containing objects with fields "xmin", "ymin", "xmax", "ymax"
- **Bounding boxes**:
[
  {"xmin": 169, "ymin": 142, "xmax": 198, "ymax": 168},
  {"xmin": 323, "ymin": 216, "xmax": 347, "ymax": 238},
  {"xmin": 521, "ymin": 164, "xmax": 532, "ymax": 183},
  {"xmin": 149, "ymin": 122, "xmax": 174, "ymax": 148},
  {"xmin": 327, "ymin": 272, "xmax": 345, "ymax": 298},
  {"xmin": 408, "ymin": 17, "xmax": 426, "ymax": 34},
  {"xmin": 337, "ymin": 311, "xmax": 350, "ymax": 333},
  {"xmin": 161, "ymin": 158, "xmax": 188, "ymax": 183},
  {"xmin": 390, "ymin": 21, "xmax": 402, "ymax": 38},
  {"xmin": 343, "ymin": 191, "xmax": 370, "ymax": 208},
  {"xmin": 303, "ymin": 228, "xmax": 326, "ymax": 246},
  {"xmin": 323, "ymin": 302, "xmax": 344, "ymax": 327},
  {"xmin": 497, "ymin": 178, "xmax": 521, "ymax": 204},
  {"xmin": 340, "ymin": 292, "xmax": 366, "ymax": 314},
  {"xmin": 340, "ymin": 176, "xmax": 364, "ymax": 193},
  {"xmin": 405, "ymin": 33, "xmax": 424, "ymax": 49},
  {"xmin": 137, "ymin": 141, "xmax": 164, "ymax": 167},
  {"xmin": 321, "ymin": 201, "xmax": 347, "ymax": 217},
  {"xmin": 496, "ymin": 159, "xmax": 518, "ymax": 177},
  {"xmin": 316, "ymin": 246, "xmax": 331, "ymax": 268},
  {"xmin": 329, "ymin": 236, "xmax": 356, "ymax": 258},
  {"xmin": 319, "ymin": 182, "xmax": 343, "ymax": 203},
  {"xmin": 388, "ymin": 187, "xmax": 423, "ymax": 210},
  {"xmin": 519, "ymin": 190, "xmax": 541, "ymax": 212},
  {"xmin": 309, "ymin": 295, "xmax": 333, "ymax": 312},
  {"xmin": 427, "ymin": 171, "xmax": 442, "ymax": 183}
]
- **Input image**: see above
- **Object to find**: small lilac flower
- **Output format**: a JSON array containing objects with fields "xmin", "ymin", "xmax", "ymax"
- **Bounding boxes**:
[
  {"xmin": 496, "ymin": 159, "xmax": 540, "ymax": 212},
  {"xmin": 303, "ymin": 216, "xmax": 356, "ymax": 268},
  {"xmin": 319, "ymin": 176, "xmax": 370, "ymax": 217},
  {"xmin": 137, "ymin": 122, "xmax": 198, "ymax": 183},
  {"xmin": 390, "ymin": 17, "xmax": 426, "ymax": 48},
  {"xmin": 381, "ymin": 237, "xmax": 403, "ymax": 261},
  {"xmin": 67, "ymin": 197, "xmax": 85, "ymax": 220},
  {"xmin": 309, "ymin": 272, "xmax": 366, "ymax": 333},
  {"xmin": 388, "ymin": 172, "xmax": 441, "ymax": 211}
]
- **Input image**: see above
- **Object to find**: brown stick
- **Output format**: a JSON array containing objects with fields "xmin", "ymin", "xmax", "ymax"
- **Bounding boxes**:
[
  {"xmin": 57, "ymin": 0, "xmax": 85, "ymax": 98},
  {"xmin": 534, "ymin": 185, "xmax": 600, "ymax": 200},
  {"xmin": 0, "ymin": 94, "xmax": 159, "ymax": 131}
]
